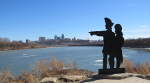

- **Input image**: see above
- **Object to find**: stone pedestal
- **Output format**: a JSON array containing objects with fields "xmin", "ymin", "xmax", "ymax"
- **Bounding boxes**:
[{"xmin": 98, "ymin": 68, "xmax": 125, "ymax": 75}]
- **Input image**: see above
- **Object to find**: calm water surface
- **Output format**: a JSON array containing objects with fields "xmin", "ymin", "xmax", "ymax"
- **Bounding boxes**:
[{"xmin": 0, "ymin": 47, "xmax": 150, "ymax": 75}]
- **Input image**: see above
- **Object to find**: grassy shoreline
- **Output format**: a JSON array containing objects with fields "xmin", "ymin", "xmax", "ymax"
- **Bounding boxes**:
[
  {"xmin": 1, "ymin": 45, "xmax": 150, "ymax": 52},
  {"xmin": 1, "ymin": 57, "xmax": 150, "ymax": 83},
  {"xmin": 0, "ymin": 46, "xmax": 63, "ymax": 52}
]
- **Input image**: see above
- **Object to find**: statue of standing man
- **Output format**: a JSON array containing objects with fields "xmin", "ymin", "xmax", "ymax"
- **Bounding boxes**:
[{"xmin": 89, "ymin": 17, "xmax": 115, "ymax": 69}]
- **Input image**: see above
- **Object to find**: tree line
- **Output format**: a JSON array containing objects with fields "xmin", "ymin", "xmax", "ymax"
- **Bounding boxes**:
[
  {"xmin": 124, "ymin": 38, "xmax": 150, "ymax": 48},
  {"xmin": 0, "ymin": 41, "xmax": 45, "ymax": 51}
]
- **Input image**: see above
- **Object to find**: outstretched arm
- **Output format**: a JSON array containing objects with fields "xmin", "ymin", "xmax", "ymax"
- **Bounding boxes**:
[{"xmin": 89, "ymin": 31, "xmax": 105, "ymax": 36}]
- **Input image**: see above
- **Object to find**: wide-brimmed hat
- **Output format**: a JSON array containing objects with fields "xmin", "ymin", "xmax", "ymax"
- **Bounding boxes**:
[{"xmin": 104, "ymin": 17, "xmax": 114, "ymax": 27}]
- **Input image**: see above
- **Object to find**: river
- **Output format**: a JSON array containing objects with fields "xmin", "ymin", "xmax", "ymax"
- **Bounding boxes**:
[{"xmin": 0, "ymin": 47, "xmax": 150, "ymax": 75}]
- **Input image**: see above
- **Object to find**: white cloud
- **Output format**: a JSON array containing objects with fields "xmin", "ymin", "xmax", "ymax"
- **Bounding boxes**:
[
  {"xmin": 124, "ymin": 25, "xmax": 150, "ymax": 39},
  {"xmin": 139, "ymin": 24, "xmax": 149, "ymax": 27}
]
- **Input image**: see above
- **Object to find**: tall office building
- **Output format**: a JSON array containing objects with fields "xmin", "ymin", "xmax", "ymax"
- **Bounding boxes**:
[
  {"xmin": 39, "ymin": 37, "xmax": 46, "ymax": 42},
  {"xmin": 61, "ymin": 34, "xmax": 65, "ymax": 40}
]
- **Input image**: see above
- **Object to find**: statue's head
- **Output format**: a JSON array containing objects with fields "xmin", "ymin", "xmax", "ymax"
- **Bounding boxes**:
[
  {"xmin": 115, "ymin": 24, "xmax": 122, "ymax": 31},
  {"xmin": 115, "ymin": 24, "xmax": 123, "ymax": 36},
  {"xmin": 104, "ymin": 17, "xmax": 114, "ymax": 30}
]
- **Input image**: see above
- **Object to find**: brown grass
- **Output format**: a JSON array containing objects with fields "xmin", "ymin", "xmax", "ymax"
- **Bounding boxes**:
[
  {"xmin": 32, "ymin": 60, "xmax": 49, "ymax": 79},
  {"xmin": 16, "ymin": 72, "xmax": 40, "ymax": 83},
  {"xmin": 0, "ymin": 57, "xmax": 84, "ymax": 83},
  {"xmin": 49, "ymin": 57, "xmax": 64, "ymax": 71},
  {"xmin": 0, "ymin": 71, "xmax": 15, "ymax": 83},
  {"xmin": 123, "ymin": 59, "xmax": 150, "ymax": 74},
  {"xmin": 32, "ymin": 56, "xmax": 92, "ymax": 78},
  {"xmin": 5, "ymin": 57, "xmax": 150, "ymax": 82},
  {"xmin": 0, "ymin": 58, "xmax": 150, "ymax": 83}
]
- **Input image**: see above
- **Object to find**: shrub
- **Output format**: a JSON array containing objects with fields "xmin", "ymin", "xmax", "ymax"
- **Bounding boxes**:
[
  {"xmin": 123, "ymin": 59, "xmax": 150, "ymax": 74},
  {"xmin": 49, "ymin": 57, "xmax": 64, "ymax": 71},
  {"xmin": 17, "ymin": 72, "xmax": 40, "ymax": 83},
  {"xmin": 0, "ymin": 71, "xmax": 15, "ymax": 83}
]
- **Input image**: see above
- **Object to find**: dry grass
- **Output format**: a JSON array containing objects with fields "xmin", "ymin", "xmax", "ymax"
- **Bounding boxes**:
[
  {"xmin": 5, "ymin": 57, "xmax": 150, "ymax": 82},
  {"xmin": 65, "ymin": 61, "xmax": 77, "ymax": 69},
  {"xmin": 16, "ymin": 72, "xmax": 40, "ymax": 83},
  {"xmin": 0, "ymin": 56, "xmax": 83, "ymax": 83},
  {"xmin": 32, "ymin": 60, "xmax": 49, "ymax": 79},
  {"xmin": 32, "ymin": 56, "xmax": 92, "ymax": 78},
  {"xmin": 0, "ymin": 71, "xmax": 15, "ymax": 83},
  {"xmin": 49, "ymin": 57, "xmax": 64, "ymax": 71},
  {"xmin": 123, "ymin": 59, "xmax": 150, "ymax": 74}
]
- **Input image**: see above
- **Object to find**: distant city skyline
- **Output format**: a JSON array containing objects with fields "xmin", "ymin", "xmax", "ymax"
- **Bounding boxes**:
[
  {"xmin": 0, "ymin": 34, "xmax": 86, "ymax": 42},
  {"xmin": 0, "ymin": 0, "xmax": 150, "ymax": 41}
]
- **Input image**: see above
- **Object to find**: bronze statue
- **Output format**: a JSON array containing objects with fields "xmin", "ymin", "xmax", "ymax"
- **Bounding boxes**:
[
  {"xmin": 109, "ymin": 24, "xmax": 124, "ymax": 69},
  {"xmin": 89, "ymin": 17, "xmax": 115, "ymax": 69},
  {"xmin": 89, "ymin": 18, "xmax": 124, "ymax": 70}
]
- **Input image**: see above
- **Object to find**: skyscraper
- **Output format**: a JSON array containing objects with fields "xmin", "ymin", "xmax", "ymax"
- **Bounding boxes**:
[
  {"xmin": 39, "ymin": 37, "xmax": 46, "ymax": 42},
  {"xmin": 61, "ymin": 34, "xmax": 65, "ymax": 40}
]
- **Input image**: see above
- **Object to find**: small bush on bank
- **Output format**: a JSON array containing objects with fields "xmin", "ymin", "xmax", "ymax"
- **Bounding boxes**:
[
  {"xmin": 0, "ymin": 71, "xmax": 15, "ymax": 83},
  {"xmin": 123, "ymin": 59, "xmax": 150, "ymax": 74}
]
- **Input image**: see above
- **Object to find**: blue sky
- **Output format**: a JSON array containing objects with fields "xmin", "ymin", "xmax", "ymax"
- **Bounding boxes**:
[{"xmin": 0, "ymin": 0, "xmax": 150, "ymax": 41}]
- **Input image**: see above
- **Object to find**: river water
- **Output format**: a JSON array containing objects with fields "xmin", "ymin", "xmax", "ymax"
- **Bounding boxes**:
[{"xmin": 0, "ymin": 47, "xmax": 150, "ymax": 75}]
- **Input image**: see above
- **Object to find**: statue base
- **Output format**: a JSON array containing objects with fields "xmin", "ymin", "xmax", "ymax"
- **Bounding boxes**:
[{"xmin": 98, "ymin": 68, "xmax": 125, "ymax": 75}]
